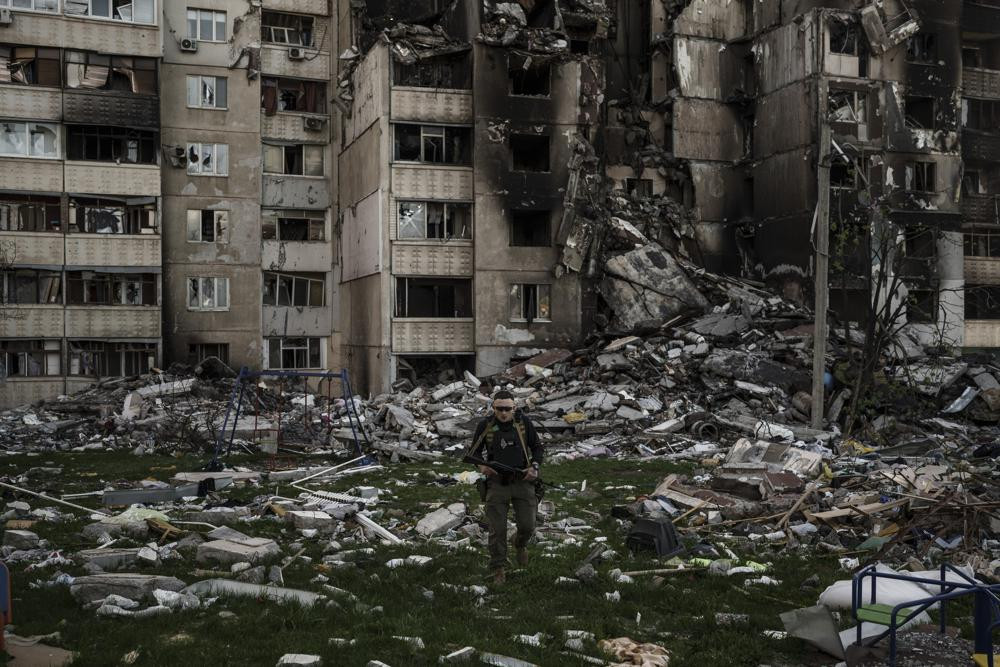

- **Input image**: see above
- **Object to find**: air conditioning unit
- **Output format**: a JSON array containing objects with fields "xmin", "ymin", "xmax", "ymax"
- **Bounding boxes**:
[
  {"xmin": 171, "ymin": 146, "xmax": 188, "ymax": 168},
  {"xmin": 303, "ymin": 116, "xmax": 327, "ymax": 132},
  {"xmin": 179, "ymin": 38, "xmax": 198, "ymax": 53},
  {"xmin": 288, "ymin": 47, "xmax": 305, "ymax": 60},
  {"xmin": 0, "ymin": 8, "xmax": 12, "ymax": 25}
]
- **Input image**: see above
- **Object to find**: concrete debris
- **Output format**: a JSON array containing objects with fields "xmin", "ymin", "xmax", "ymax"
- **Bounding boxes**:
[
  {"xmin": 277, "ymin": 656, "xmax": 322, "ymax": 667},
  {"xmin": 70, "ymin": 574, "xmax": 187, "ymax": 605}
]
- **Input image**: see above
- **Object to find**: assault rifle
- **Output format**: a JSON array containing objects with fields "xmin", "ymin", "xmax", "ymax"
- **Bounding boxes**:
[{"xmin": 461, "ymin": 454, "xmax": 562, "ymax": 490}]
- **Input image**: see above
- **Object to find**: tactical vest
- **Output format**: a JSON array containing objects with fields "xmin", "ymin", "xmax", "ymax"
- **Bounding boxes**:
[{"xmin": 471, "ymin": 416, "xmax": 532, "ymax": 465}]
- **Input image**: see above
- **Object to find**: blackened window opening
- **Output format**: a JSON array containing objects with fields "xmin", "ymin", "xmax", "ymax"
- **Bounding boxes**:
[{"xmin": 510, "ymin": 134, "xmax": 550, "ymax": 172}]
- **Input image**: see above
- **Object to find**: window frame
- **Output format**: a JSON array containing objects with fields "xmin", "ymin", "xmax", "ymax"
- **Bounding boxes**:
[
  {"xmin": 509, "ymin": 283, "xmax": 552, "ymax": 323},
  {"xmin": 68, "ymin": 196, "xmax": 157, "ymax": 235},
  {"xmin": 392, "ymin": 123, "xmax": 472, "ymax": 165},
  {"xmin": 66, "ymin": 0, "xmax": 158, "ymax": 25},
  {"xmin": 186, "ymin": 8, "xmax": 226, "ymax": 42},
  {"xmin": 1, "ymin": 269, "xmax": 62, "ymax": 305},
  {"xmin": 66, "ymin": 124, "xmax": 157, "ymax": 164},
  {"xmin": 266, "ymin": 336, "xmax": 323, "ymax": 370},
  {"xmin": 65, "ymin": 271, "xmax": 157, "ymax": 306},
  {"xmin": 0, "ymin": 194, "xmax": 61, "ymax": 232},
  {"xmin": 904, "ymin": 161, "xmax": 936, "ymax": 193},
  {"xmin": 186, "ymin": 74, "xmax": 228, "ymax": 110},
  {"xmin": 396, "ymin": 201, "xmax": 473, "ymax": 241},
  {"xmin": 394, "ymin": 277, "xmax": 473, "ymax": 319},
  {"xmin": 0, "ymin": 0, "xmax": 59, "ymax": 13},
  {"xmin": 0, "ymin": 46, "xmax": 62, "ymax": 87},
  {"xmin": 0, "ymin": 339, "xmax": 61, "ymax": 378},
  {"xmin": 187, "ymin": 276, "xmax": 230, "ymax": 311},
  {"xmin": 262, "ymin": 143, "xmax": 324, "ymax": 177},
  {"xmin": 0, "ymin": 120, "xmax": 60, "ymax": 159},
  {"xmin": 186, "ymin": 142, "xmax": 229, "ymax": 176},
  {"xmin": 262, "ymin": 271, "xmax": 326, "ymax": 308},
  {"xmin": 261, "ymin": 11, "xmax": 314, "ymax": 47},
  {"xmin": 261, "ymin": 209, "xmax": 327, "ymax": 242},
  {"xmin": 185, "ymin": 209, "xmax": 229, "ymax": 243},
  {"xmin": 188, "ymin": 342, "xmax": 229, "ymax": 365}
]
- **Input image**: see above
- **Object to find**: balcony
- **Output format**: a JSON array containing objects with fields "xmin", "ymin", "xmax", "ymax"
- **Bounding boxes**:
[
  {"xmin": 261, "ymin": 112, "xmax": 329, "ymax": 142},
  {"xmin": 963, "ymin": 3, "xmax": 1000, "ymax": 34},
  {"xmin": 261, "ymin": 305, "xmax": 332, "ymax": 337},
  {"xmin": 262, "ymin": 176, "xmax": 331, "ymax": 209},
  {"xmin": 0, "ymin": 85, "xmax": 61, "ymax": 122},
  {"xmin": 9, "ymin": 11, "xmax": 160, "ymax": 58},
  {"xmin": 390, "ymin": 89, "xmax": 473, "ymax": 124},
  {"xmin": 966, "ymin": 256, "xmax": 1000, "ymax": 283},
  {"xmin": 263, "ymin": 0, "xmax": 328, "ymax": 14},
  {"xmin": 963, "ymin": 128, "xmax": 1000, "ymax": 162},
  {"xmin": 262, "ymin": 240, "xmax": 332, "ymax": 272},
  {"xmin": 964, "ymin": 67, "xmax": 1000, "ymax": 99},
  {"xmin": 391, "ymin": 243, "xmax": 474, "ymax": 276},
  {"xmin": 0, "ymin": 232, "xmax": 64, "ymax": 265},
  {"xmin": 391, "ymin": 165, "xmax": 474, "ymax": 200},
  {"xmin": 0, "ymin": 305, "xmax": 63, "ymax": 338},
  {"xmin": 260, "ymin": 46, "xmax": 329, "ymax": 81},
  {"xmin": 0, "ymin": 157, "xmax": 62, "ymax": 192},
  {"xmin": 392, "ymin": 319, "xmax": 475, "ymax": 353},
  {"xmin": 64, "ymin": 90, "xmax": 159, "ymax": 128},
  {"xmin": 963, "ymin": 193, "xmax": 1000, "ymax": 224},
  {"xmin": 65, "ymin": 236, "xmax": 160, "ymax": 268},
  {"xmin": 64, "ymin": 163, "xmax": 160, "ymax": 197},
  {"xmin": 966, "ymin": 320, "xmax": 1000, "ymax": 347},
  {"xmin": 66, "ymin": 306, "xmax": 160, "ymax": 338}
]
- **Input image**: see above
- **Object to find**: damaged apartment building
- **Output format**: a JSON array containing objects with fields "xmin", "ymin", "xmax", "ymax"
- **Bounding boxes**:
[
  {"xmin": 4, "ymin": 0, "xmax": 1000, "ymax": 405},
  {"xmin": 0, "ymin": 1, "xmax": 163, "ymax": 409}
]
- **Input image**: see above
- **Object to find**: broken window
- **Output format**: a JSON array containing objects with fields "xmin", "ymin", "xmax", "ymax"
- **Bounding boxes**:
[
  {"xmin": 186, "ymin": 209, "xmax": 229, "ymax": 243},
  {"xmin": 261, "ymin": 11, "xmax": 314, "ymax": 47},
  {"xmin": 0, "ymin": 194, "xmax": 60, "ymax": 232},
  {"xmin": 393, "ymin": 124, "xmax": 472, "ymax": 165},
  {"xmin": 963, "ymin": 170, "xmax": 986, "ymax": 196},
  {"xmin": 0, "ymin": 46, "xmax": 60, "ymax": 86},
  {"xmin": 186, "ymin": 74, "xmax": 227, "ymax": 109},
  {"xmin": 187, "ymin": 276, "xmax": 229, "ymax": 310},
  {"xmin": 509, "ymin": 283, "xmax": 551, "ymax": 323},
  {"xmin": 262, "ymin": 272, "xmax": 325, "ymax": 307},
  {"xmin": 828, "ymin": 89, "xmax": 868, "ymax": 133},
  {"xmin": 511, "ymin": 134, "xmax": 550, "ymax": 172},
  {"xmin": 187, "ymin": 8, "xmax": 226, "ymax": 42},
  {"xmin": 904, "ymin": 95, "xmax": 935, "ymax": 130},
  {"xmin": 395, "ymin": 277, "xmax": 472, "ymax": 318},
  {"xmin": 1, "ymin": 269, "xmax": 62, "ymax": 304},
  {"xmin": 68, "ymin": 340, "xmax": 154, "ymax": 377},
  {"xmin": 266, "ymin": 337, "xmax": 322, "ymax": 370},
  {"xmin": 393, "ymin": 55, "xmax": 471, "ymax": 89},
  {"xmin": 0, "ymin": 121, "xmax": 58, "ymax": 158},
  {"xmin": 261, "ymin": 77, "xmax": 326, "ymax": 115},
  {"xmin": 0, "ymin": 340, "xmax": 60, "ymax": 379},
  {"xmin": 67, "ymin": 125, "xmax": 156, "ymax": 163},
  {"xmin": 904, "ymin": 162, "xmax": 936, "ymax": 192},
  {"xmin": 906, "ymin": 34, "xmax": 936, "ymax": 64},
  {"xmin": 829, "ymin": 21, "xmax": 860, "ymax": 55},
  {"xmin": 966, "ymin": 285, "xmax": 1000, "ymax": 319},
  {"xmin": 186, "ymin": 142, "xmax": 228, "ymax": 175},
  {"xmin": 263, "ymin": 143, "xmax": 324, "ymax": 176},
  {"xmin": 963, "ymin": 46, "xmax": 983, "ymax": 69},
  {"xmin": 66, "ymin": 271, "xmax": 156, "ymax": 306},
  {"xmin": 509, "ymin": 54, "xmax": 551, "ymax": 97},
  {"xmin": 509, "ymin": 209, "xmax": 551, "ymax": 247},
  {"xmin": 965, "ymin": 229, "xmax": 1000, "ymax": 257},
  {"xmin": 900, "ymin": 226, "xmax": 936, "ymax": 277},
  {"xmin": 625, "ymin": 178, "xmax": 654, "ymax": 197},
  {"xmin": 69, "ymin": 197, "xmax": 157, "ymax": 234},
  {"xmin": 397, "ymin": 201, "xmax": 472, "ymax": 240},
  {"xmin": 963, "ymin": 99, "xmax": 1000, "ymax": 131},
  {"xmin": 0, "ymin": 0, "xmax": 58, "ymax": 12},
  {"xmin": 65, "ymin": 51, "xmax": 157, "ymax": 93},
  {"xmin": 261, "ymin": 209, "xmax": 326, "ymax": 242},
  {"xmin": 188, "ymin": 343, "xmax": 229, "ymax": 365},
  {"xmin": 64, "ymin": 0, "xmax": 156, "ymax": 24},
  {"xmin": 907, "ymin": 287, "xmax": 937, "ymax": 323}
]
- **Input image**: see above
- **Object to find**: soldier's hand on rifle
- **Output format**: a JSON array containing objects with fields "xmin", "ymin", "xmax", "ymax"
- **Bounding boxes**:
[
  {"xmin": 479, "ymin": 465, "xmax": 498, "ymax": 477},
  {"xmin": 523, "ymin": 466, "xmax": 538, "ymax": 481}
]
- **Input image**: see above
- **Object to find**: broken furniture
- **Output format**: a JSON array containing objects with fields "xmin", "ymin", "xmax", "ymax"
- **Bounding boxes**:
[{"xmin": 851, "ymin": 564, "xmax": 1000, "ymax": 666}]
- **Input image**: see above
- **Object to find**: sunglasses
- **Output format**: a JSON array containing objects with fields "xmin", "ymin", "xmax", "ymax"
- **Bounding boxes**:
[{"xmin": 493, "ymin": 406, "xmax": 514, "ymax": 412}]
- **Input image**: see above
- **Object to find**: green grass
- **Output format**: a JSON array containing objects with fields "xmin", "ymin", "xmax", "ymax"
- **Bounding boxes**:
[{"xmin": 0, "ymin": 452, "xmax": 889, "ymax": 666}]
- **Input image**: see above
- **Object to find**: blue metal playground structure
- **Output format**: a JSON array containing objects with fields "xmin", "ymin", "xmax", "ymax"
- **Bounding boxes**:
[
  {"xmin": 852, "ymin": 563, "xmax": 1000, "ymax": 666},
  {"xmin": 209, "ymin": 367, "xmax": 370, "ymax": 471}
]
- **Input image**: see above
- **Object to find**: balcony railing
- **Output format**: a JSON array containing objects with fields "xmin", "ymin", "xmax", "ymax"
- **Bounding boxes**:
[
  {"xmin": 964, "ymin": 67, "xmax": 1000, "ymax": 99},
  {"xmin": 963, "ymin": 193, "xmax": 1000, "ymax": 224},
  {"xmin": 962, "ymin": 128, "xmax": 1000, "ymax": 162}
]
